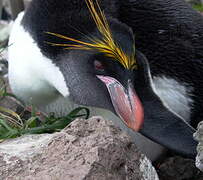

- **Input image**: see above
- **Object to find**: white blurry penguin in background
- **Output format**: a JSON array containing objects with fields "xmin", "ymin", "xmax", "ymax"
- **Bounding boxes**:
[{"xmin": 8, "ymin": 0, "xmax": 199, "ymax": 161}]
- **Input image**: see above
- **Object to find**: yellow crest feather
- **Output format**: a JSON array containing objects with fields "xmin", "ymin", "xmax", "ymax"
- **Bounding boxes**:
[{"xmin": 46, "ymin": 0, "xmax": 137, "ymax": 70}]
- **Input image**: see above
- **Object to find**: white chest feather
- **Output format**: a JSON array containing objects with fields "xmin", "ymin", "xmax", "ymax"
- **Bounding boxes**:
[
  {"xmin": 152, "ymin": 76, "xmax": 193, "ymax": 122},
  {"xmin": 8, "ymin": 12, "xmax": 69, "ymax": 106}
]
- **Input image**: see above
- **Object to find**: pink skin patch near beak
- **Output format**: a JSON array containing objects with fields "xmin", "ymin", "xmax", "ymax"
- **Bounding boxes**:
[{"xmin": 97, "ymin": 75, "xmax": 144, "ymax": 131}]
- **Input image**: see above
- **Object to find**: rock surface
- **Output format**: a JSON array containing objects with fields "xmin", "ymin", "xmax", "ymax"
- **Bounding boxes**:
[
  {"xmin": 0, "ymin": 20, "xmax": 12, "ymax": 43},
  {"xmin": 0, "ymin": 116, "xmax": 159, "ymax": 180},
  {"xmin": 194, "ymin": 121, "xmax": 203, "ymax": 171},
  {"xmin": 157, "ymin": 156, "xmax": 203, "ymax": 180}
]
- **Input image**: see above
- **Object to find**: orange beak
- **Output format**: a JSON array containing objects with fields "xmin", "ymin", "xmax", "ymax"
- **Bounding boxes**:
[{"xmin": 97, "ymin": 75, "xmax": 144, "ymax": 131}]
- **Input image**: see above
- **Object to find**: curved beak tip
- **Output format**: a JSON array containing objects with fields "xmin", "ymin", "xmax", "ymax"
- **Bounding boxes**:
[{"xmin": 97, "ymin": 75, "xmax": 144, "ymax": 132}]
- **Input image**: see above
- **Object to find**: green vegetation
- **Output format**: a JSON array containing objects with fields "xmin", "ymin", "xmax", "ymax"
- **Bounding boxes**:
[
  {"xmin": 0, "ymin": 106, "xmax": 89, "ymax": 140},
  {"xmin": 193, "ymin": 3, "xmax": 203, "ymax": 12},
  {"xmin": 0, "ymin": 79, "xmax": 89, "ymax": 141}
]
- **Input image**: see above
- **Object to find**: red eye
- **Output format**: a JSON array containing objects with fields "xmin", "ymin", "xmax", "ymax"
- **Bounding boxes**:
[{"xmin": 94, "ymin": 60, "xmax": 105, "ymax": 71}]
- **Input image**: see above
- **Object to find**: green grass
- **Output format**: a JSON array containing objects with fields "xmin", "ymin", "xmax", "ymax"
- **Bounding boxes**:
[
  {"xmin": 193, "ymin": 3, "xmax": 203, "ymax": 12},
  {"xmin": 0, "ymin": 106, "xmax": 89, "ymax": 140},
  {"xmin": 0, "ymin": 78, "xmax": 90, "ymax": 141}
]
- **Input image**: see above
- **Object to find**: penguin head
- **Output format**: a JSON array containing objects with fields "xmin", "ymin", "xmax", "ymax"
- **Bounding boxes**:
[
  {"xmin": 52, "ymin": 16, "xmax": 144, "ymax": 131},
  {"xmin": 43, "ymin": 0, "xmax": 145, "ymax": 131}
]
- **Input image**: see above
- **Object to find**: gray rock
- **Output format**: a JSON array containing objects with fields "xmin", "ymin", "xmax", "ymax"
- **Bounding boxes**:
[
  {"xmin": 0, "ymin": 116, "xmax": 159, "ymax": 180},
  {"xmin": 157, "ymin": 156, "xmax": 202, "ymax": 180},
  {"xmin": 0, "ymin": 20, "xmax": 12, "ymax": 43},
  {"xmin": 194, "ymin": 121, "xmax": 203, "ymax": 171}
]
